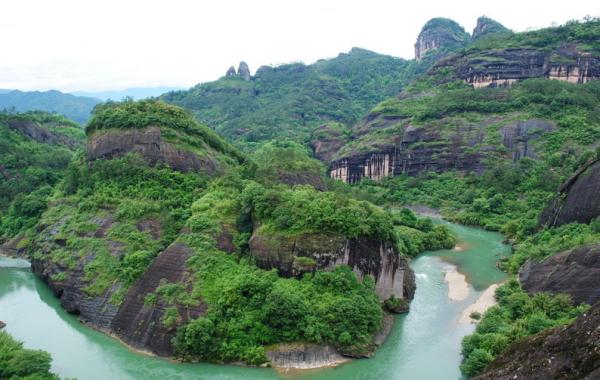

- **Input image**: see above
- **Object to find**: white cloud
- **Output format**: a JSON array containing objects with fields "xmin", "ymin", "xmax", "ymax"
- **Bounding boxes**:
[{"xmin": 1, "ymin": 0, "xmax": 598, "ymax": 91}]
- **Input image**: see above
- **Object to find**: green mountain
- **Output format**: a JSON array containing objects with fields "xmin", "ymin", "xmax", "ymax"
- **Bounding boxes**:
[
  {"xmin": 162, "ymin": 48, "xmax": 433, "ymax": 146},
  {"xmin": 9, "ymin": 99, "xmax": 456, "ymax": 366},
  {"xmin": 0, "ymin": 111, "xmax": 84, "ymax": 238},
  {"xmin": 0, "ymin": 90, "xmax": 100, "ymax": 124}
]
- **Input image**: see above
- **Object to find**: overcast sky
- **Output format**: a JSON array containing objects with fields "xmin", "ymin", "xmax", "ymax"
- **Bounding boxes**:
[{"xmin": 1, "ymin": 0, "xmax": 598, "ymax": 92}]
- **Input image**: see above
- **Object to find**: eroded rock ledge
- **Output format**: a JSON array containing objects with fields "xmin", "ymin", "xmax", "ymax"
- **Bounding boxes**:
[
  {"xmin": 87, "ymin": 126, "xmax": 218, "ymax": 173},
  {"xmin": 249, "ymin": 230, "xmax": 416, "ymax": 301}
]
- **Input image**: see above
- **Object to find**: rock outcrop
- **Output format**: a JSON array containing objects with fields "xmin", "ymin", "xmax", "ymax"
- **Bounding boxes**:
[
  {"xmin": 501, "ymin": 119, "xmax": 555, "ymax": 161},
  {"xmin": 540, "ymin": 158, "xmax": 600, "ymax": 227},
  {"xmin": 225, "ymin": 66, "xmax": 237, "ymax": 77},
  {"xmin": 249, "ymin": 230, "xmax": 415, "ymax": 302},
  {"xmin": 30, "ymin": 213, "xmax": 199, "ymax": 356},
  {"xmin": 415, "ymin": 18, "xmax": 470, "ymax": 61},
  {"xmin": 327, "ymin": 116, "xmax": 497, "ymax": 183},
  {"xmin": 111, "ymin": 243, "xmax": 205, "ymax": 356},
  {"xmin": 237, "ymin": 61, "xmax": 251, "ymax": 81},
  {"xmin": 224, "ymin": 62, "xmax": 251, "ymax": 80},
  {"xmin": 472, "ymin": 16, "xmax": 510, "ymax": 41},
  {"xmin": 267, "ymin": 344, "xmax": 349, "ymax": 369},
  {"xmin": 87, "ymin": 126, "xmax": 218, "ymax": 174},
  {"xmin": 435, "ymin": 45, "xmax": 600, "ymax": 88},
  {"xmin": 519, "ymin": 244, "xmax": 600, "ymax": 305},
  {"xmin": 474, "ymin": 302, "xmax": 600, "ymax": 380},
  {"xmin": 7, "ymin": 119, "xmax": 81, "ymax": 149}
]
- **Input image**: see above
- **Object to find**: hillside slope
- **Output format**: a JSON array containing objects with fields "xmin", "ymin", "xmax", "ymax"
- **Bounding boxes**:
[
  {"xmin": 162, "ymin": 48, "xmax": 429, "ymax": 145},
  {"xmin": 18, "ymin": 100, "xmax": 427, "ymax": 366}
]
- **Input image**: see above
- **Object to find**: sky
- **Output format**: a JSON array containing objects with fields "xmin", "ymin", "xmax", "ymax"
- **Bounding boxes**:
[{"xmin": 1, "ymin": 0, "xmax": 598, "ymax": 92}]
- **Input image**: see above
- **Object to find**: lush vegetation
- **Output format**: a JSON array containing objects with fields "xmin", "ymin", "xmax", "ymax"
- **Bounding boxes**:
[
  {"xmin": 0, "ymin": 89, "xmax": 100, "ymax": 123},
  {"xmin": 0, "ymin": 111, "xmax": 83, "ymax": 239},
  {"xmin": 162, "ymin": 48, "xmax": 435, "ymax": 147},
  {"xmin": 86, "ymin": 99, "xmax": 244, "ymax": 163},
  {"xmin": 0, "ymin": 331, "xmax": 61, "ymax": 379},
  {"xmin": 460, "ymin": 280, "xmax": 589, "ymax": 377}
]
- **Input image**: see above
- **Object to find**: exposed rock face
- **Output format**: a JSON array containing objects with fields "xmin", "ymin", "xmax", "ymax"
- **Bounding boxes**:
[
  {"xmin": 267, "ymin": 314, "xmax": 396, "ymax": 368},
  {"xmin": 474, "ymin": 302, "xmax": 600, "ymax": 380},
  {"xmin": 328, "ymin": 119, "xmax": 490, "ymax": 184},
  {"xmin": 519, "ymin": 244, "xmax": 600, "ymax": 305},
  {"xmin": 87, "ymin": 126, "xmax": 217, "ymax": 174},
  {"xmin": 310, "ymin": 123, "xmax": 350, "ymax": 164},
  {"xmin": 472, "ymin": 16, "xmax": 510, "ymax": 40},
  {"xmin": 7, "ymin": 119, "xmax": 80, "ymax": 149},
  {"xmin": 0, "ymin": 321, "xmax": 5, "ymax": 329},
  {"xmin": 540, "ymin": 158, "xmax": 600, "ymax": 227},
  {"xmin": 435, "ymin": 45, "xmax": 600, "ymax": 88},
  {"xmin": 111, "ymin": 243, "xmax": 205, "ymax": 356},
  {"xmin": 225, "ymin": 66, "xmax": 236, "ymax": 77},
  {"xmin": 415, "ymin": 18, "xmax": 469, "ymax": 61},
  {"xmin": 267, "ymin": 344, "xmax": 349, "ymax": 369},
  {"xmin": 248, "ymin": 230, "xmax": 416, "ymax": 301},
  {"xmin": 274, "ymin": 170, "xmax": 328, "ymax": 191},
  {"xmin": 30, "ymin": 214, "xmax": 197, "ymax": 356},
  {"xmin": 237, "ymin": 61, "xmax": 251, "ymax": 81},
  {"xmin": 501, "ymin": 119, "xmax": 555, "ymax": 161}
]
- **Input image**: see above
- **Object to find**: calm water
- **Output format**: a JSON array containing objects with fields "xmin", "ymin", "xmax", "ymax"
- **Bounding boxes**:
[{"xmin": 0, "ymin": 222, "xmax": 509, "ymax": 380}]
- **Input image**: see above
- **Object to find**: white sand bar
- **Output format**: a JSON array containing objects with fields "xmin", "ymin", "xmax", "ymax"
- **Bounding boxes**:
[
  {"xmin": 444, "ymin": 269, "xmax": 469, "ymax": 301},
  {"xmin": 459, "ymin": 284, "xmax": 499, "ymax": 324}
]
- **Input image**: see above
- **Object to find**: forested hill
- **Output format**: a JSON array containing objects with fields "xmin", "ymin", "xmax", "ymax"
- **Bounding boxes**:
[
  {"xmin": 0, "ymin": 90, "xmax": 100, "ymax": 124},
  {"xmin": 161, "ymin": 48, "xmax": 433, "ymax": 145}
]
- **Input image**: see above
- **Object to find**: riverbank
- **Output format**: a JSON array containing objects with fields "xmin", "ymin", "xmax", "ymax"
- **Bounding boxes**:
[{"xmin": 459, "ymin": 284, "xmax": 499, "ymax": 324}]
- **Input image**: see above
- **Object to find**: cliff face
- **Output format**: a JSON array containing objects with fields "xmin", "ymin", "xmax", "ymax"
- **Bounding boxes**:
[
  {"xmin": 540, "ymin": 158, "xmax": 600, "ymax": 227},
  {"xmin": 519, "ymin": 244, "xmax": 600, "ymax": 305},
  {"xmin": 248, "ymin": 230, "xmax": 416, "ymax": 302},
  {"xmin": 87, "ymin": 126, "xmax": 218, "ymax": 174},
  {"xmin": 474, "ymin": 302, "xmax": 600, "ymax": 380},
  {"xmin": 30, "ymin": 214, "xmax": 200, "ymax": 356},
  {"xmin": 111, "ymin": 243, "xmax": 206, "ymax": 356},
  {"xmin": 414, "ymin": 18, "xmax": 470, "ymax": 61},
  {"xmin": 325, "ymin": 115, "xmax": 553, "ymax": 184},
  {"xmin": 435, "ymin": 46, "xmax": 600, "ymax": 88}
]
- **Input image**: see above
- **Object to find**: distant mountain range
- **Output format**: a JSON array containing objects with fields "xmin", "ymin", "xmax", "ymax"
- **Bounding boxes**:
[
  {"xmin": 0, "ymin": 87, "xmax": 184, "ymax": 123},
  {"xmin": 0, "ymin": 90, "xmax": 100, "ymax": 124},
  {"xmin": 71, "ymin": 87, "xmax": 185, "ymax": 101}
]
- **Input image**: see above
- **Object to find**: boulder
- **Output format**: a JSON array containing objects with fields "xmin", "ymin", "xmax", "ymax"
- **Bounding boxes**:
[
  {"xmin": 519, "ymin": 244, "xmax": 600, "ymax": 305},
  {"xmin": 474, "ymin": 302, "xmax": 600, "ymax": 380},
  {"xmin": 540, "ymin": 158, "xmax": 600, "ymax": 227},
  {"xmin": 237, "ymin": 61, "xmax": 251, "ymax": 81}
]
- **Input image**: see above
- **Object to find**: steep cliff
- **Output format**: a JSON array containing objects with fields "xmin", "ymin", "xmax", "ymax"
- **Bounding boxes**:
[
  {"xmin": 519, "ymin": 244, "xmax": 600, "ymax": 305},
  {"xmin": 433, "ymin": 19, "xmax": 600, "ymax": 88},
  {"xmin": 540, "ymin": 158, "xmax": 600, "ymax": 227},
  {"xmin": 321, "ymin": 20, "xmax": 600, "ymax": 184},
  {"xmin": 414, "ymin": 18, "xmax": 470, "ymax": 61},
  {"xmin": 249, "ymin": 230, "xmax": 415, "ymax": 301},
  {"xmin": 474, "ymin": 302, "xmax": 600, "ymax": 380}
]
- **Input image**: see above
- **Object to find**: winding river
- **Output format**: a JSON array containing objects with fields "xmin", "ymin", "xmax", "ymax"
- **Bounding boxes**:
[{"xmin": 0, "ymin": 221, "xmax": 509, "ymax": 380}]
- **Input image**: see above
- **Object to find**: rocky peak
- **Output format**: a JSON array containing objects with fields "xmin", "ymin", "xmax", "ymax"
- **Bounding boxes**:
[
  {"xmin": 225, "ymin": 66, "xmax": 237, "ymax": 77},
  {"xmin": 472, "ymin": 16, "xmax": 510, "ymax": 40},
  {"xmin": 237, "ymin": 61, "xmax": 251, "ymax": 80},
  {"xmin": 414, "ymin": 17, "xmax": 469, "ymax": 61}
]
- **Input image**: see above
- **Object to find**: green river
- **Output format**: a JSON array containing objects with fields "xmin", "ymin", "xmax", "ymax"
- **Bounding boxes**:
[{"xmin": 0, "ymin": 221, "xmax": 510, "ymax": 380}]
